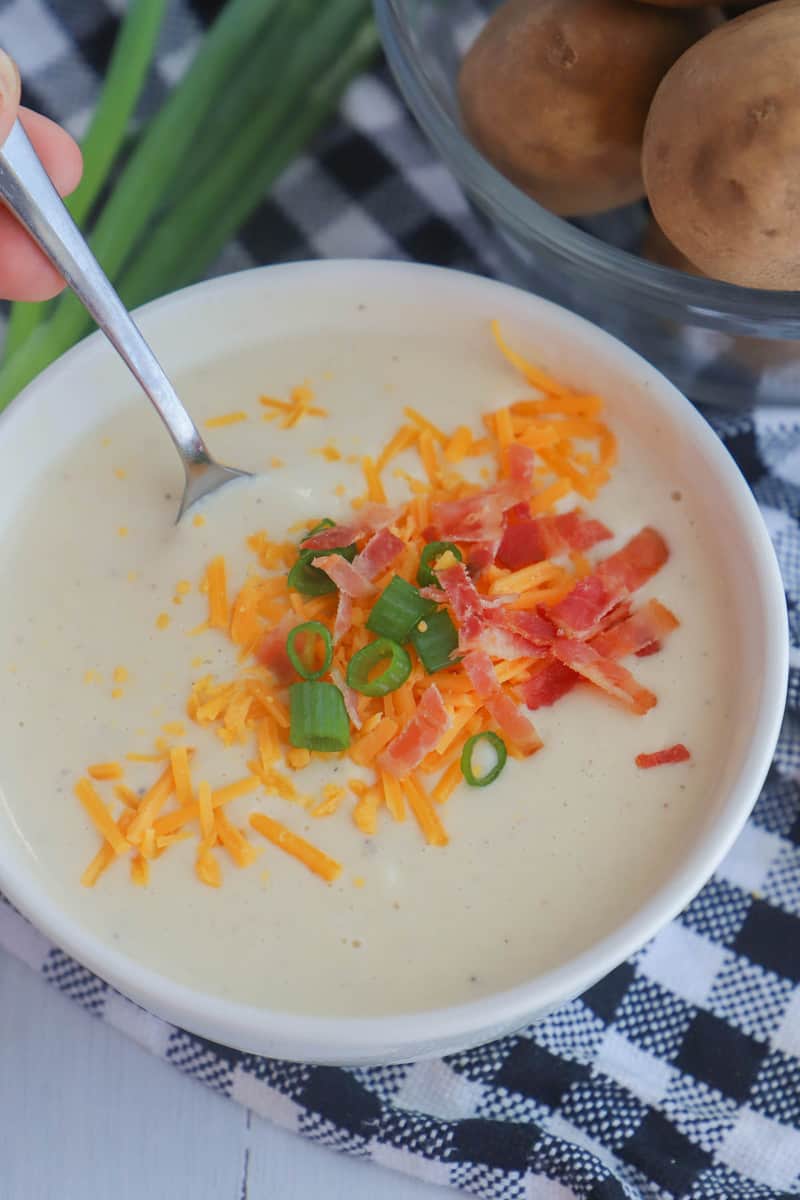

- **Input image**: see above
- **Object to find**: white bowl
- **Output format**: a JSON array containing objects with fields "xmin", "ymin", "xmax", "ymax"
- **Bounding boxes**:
[{"xmin": 0, "ymin": 261, "xmax": 788, "ymax": 1064}]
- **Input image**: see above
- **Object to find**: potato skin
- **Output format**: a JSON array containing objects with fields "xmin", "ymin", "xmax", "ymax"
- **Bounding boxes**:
[
  {"xmin": 458, "ymin": 0, "xmax": 716, "ymax": 216},
  {"xmin": 642, "ymin": 0, "xmax": 800, "ymax": 290}
]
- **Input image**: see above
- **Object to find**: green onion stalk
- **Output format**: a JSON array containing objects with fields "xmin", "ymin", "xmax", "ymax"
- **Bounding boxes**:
[{"xmin": 0, "ymin": 0, "xmax": 378, "ymax": 409}]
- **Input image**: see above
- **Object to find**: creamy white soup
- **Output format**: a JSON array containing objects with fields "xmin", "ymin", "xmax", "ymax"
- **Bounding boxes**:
[{"xmin": 0, "ymin": 331, "xmax": 733, "ymax": 1016}]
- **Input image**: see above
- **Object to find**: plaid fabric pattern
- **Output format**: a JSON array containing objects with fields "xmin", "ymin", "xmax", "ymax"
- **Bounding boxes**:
[{"xmin": 2, "ymin": 3, "xmax": 800, "ymax": 1198}]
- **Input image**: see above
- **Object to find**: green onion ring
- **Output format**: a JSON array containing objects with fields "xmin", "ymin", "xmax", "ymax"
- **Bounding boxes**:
[
  {"xmin": 417, "ymin": 541, "xmax": 462, "ymax": 588},
  {"xmin": 346, "ymin": 638, "xmax": 412, "ymax": 697},
  {"xmin": 460, "ymin": 731, "xmax": 508, "ymax": 787},
  {"xmin": 286, "ymin": 621, "xmax": 333, "ymax": 681}
]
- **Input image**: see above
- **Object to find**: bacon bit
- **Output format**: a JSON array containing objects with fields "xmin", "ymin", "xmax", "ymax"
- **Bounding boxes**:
[
  {"xmin": 636, "ymin": 744, "xmax": 691, "ymax": 769},
  {"xmin": 255, "ymin": 612, "xmax": 306, "ymax": 682},
  {"xmin": 553, "ymin": 640, "xmax": 657, "ymax": 715},
  {"xmin": 521, "ymin": 659, "xmax": 579, "ymax": 710},
  {"xmin": 301, "ymin": 503, "xmax": 398, "ymax": 551},
  {"xmin": 205, "ymin": 555, "xmax": 229, "ymax": 630},
  {"xmin": 550, "ymin": 573, "xmax": 625, "ymax": 640},
  {"xmin": 88, "ymin": 761, "xmax": 123, "ymax": 781},
  {"xmin": 485, "ymin": 693, "xmax": 542, "ymax": 756},
  {"xmin": 312, "ymin": 554, "xmax": 375, "ymax": 598},
  {"xmin": 437, "ymin": 559, "xmax": 486, "ymax": 646},
  {"xmin": 352, "ymin": 528, "xmax": 404, "ymax": 581},
  {"xmin": 497, "ymin": 510, "xmax": 612, "ymax": 570},
  {"xmin": 249, "ymin": 812, "xmax": 342, "ymax": 882},
  {"xmin": 76, "ymin": 778, "xmax": 130, "ymax": 857},
  {"xmin": 463, "ymin": 650, "xmax": 501, "ymax": 700},
  {"xmin": 598, "ymin": 527, "xmax": 669, "ymax": 593},
  {"xmin": 433, "ymin": 489, "xmax": 511, "ymax": 544},
  {"xmin": 333, "ymin": 591, "xmax": 353, "ymax": 646},
  {"xmin": 591, "ymin": 600, "xmax": 679, "ymax": 659},
  {"xmin": 379, "ymin": 685, "xmax": 449, "ymax": 778},
  {"xmin": 204, "ymin": 412, "xmax": 248, "ymax": 429},
  {"xmin": 498, "ymin": 609, "xmax": 556, "ymax": 646}
]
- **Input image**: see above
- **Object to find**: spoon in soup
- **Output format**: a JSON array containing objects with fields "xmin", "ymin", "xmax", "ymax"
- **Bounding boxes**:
[{"xmin": 0, "ymin": 119, "xmax": 250, "ymax": 520}]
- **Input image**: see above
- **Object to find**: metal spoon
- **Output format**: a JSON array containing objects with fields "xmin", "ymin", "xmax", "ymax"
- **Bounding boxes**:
[{"xmin": 0, "ymin": 120, "xmax": 250, "ymax": 520}]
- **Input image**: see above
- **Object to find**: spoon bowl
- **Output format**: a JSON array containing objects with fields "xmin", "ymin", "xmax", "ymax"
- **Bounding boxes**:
[{"xmin": 0, "ymin": 119, "xmax": 250, "ymax": 520}]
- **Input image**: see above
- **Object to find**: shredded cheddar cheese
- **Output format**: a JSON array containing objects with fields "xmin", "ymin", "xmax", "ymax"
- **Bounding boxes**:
[{"xmin": 77, "ymin": 323, "xmax": 622, "ymax": 899}]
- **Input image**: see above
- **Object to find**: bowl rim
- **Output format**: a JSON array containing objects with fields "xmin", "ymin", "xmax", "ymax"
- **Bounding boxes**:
[
  {"xmin": 0, "ymin": 258, "xmax": 788, "ymax": 1064},
  {"xmin": 374, "ymin": 0, "xmax": 800, "ymax": 336}
]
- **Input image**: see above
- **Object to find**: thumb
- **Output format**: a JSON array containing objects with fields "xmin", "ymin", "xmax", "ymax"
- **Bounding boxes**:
[{"xmin": 0, "ymin": 49, "xmax": 21, "ymax": 148}]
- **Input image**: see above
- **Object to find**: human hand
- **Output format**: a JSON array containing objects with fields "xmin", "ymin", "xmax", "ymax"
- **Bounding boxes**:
[{"xmin": 0, "ymin": 49, "xmax": 83, "ymax": 301}]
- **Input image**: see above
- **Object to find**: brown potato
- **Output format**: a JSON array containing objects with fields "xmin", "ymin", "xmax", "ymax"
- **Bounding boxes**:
[
  {"xmin": 642, "ymin": 0, "xmax": 800, "ymax": 290},
  {"xmin": 458, "ymin": 0, "xmax": 716, "ymax": 216},
  {"xmin": 641, "ymin": 217, "xmax": 704, "ymax": 274}
]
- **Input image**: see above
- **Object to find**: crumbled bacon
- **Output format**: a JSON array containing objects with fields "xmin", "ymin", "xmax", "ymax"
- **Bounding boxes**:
[
  {"xmin": 437, "ymin": 560, "xmax": 487, "ymax": 647},
  {"xmin": 520, "ymin": 659, "xmax": 578, "ymax": 710},
  {"xmin": 352, "ymin": 527, "xmax": 404, "ymax": 581},
  {"xmin": 590, "ymin": 600, "xmax": 679, "ymax": 660},
  {"xmin": 635, "ymin": 744, "xmax": 690, "ymax": 768},
  {"xmin": 255, "ymin": 612, "xmax": 307, "ymax": 683},
  {"xmin": 333, "ymin": 591, "xmax": 353, "ymax": 645},
  {"xmin": 597, "ymin": 527, "xmax": 668, "ymax": 592},
  {"xmin": 485, "ymin": 693, "xmax": 542, "ymax": 756},
  {"xmin": 506, "ymin": 443, "xmax": 535, "ymax": 494},
  {"xmin": 301, "ymin": 503, "xmax": 399, "ymax": 551},
  {"xmin": 379, "ymin": 685, "xmax": 449, "ymax": 777},
  {"xmin": 463, "ymin": 650, "xmax": 501, "ymax": 699},
  {"xmin": 549, "ymin": 573, "xmax": 625, "ymax": 640},
  {"xmin": 332, "ymin": 667, "xmax": 362, "ymax": 730},
  {"xmin": 497, "ymin": 509, "xmax": 612, "ymax": 570},
  {"xmin": 552, "ymin": 639, "xmax": 656, "ymax": 715},
  {"xmin": 311, "ymin": 555, "xmax": 375, "ymax": 599}
]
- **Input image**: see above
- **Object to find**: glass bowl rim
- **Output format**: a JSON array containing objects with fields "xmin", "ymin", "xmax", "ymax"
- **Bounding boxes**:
[{"xmin": 375, "ymin": 0, "xmax": 800, "ymax": 336}]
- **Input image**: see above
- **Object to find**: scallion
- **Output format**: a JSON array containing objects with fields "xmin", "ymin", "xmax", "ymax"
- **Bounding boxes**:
[
  {"xmin": 286, "ymin": 621, "xmax": 333, "ymax": 681},
  {"xmin": 417, "ymin": 541, "xmax": 462, "ymax": 588},
  {"xmin": 411, "ymin": 609, "xmax": 460, "ymax": 674},
  {"xmin": 288, "ymin": 525, "xmax": 357, "ymax": 597},
  {"xmin": 346, "ymin": 638, "xmax": 411, "ymax": 697},
  {"xmin": 461, "ymin": 732, "xmax": 508, "ymax": 787},
  {"xmin": 367, "ymin": 576, "xmax": 436, "ymax": 643},
  {"xmin": 289, "ymin": 681, "xmax": 350, "ymax": 752}
]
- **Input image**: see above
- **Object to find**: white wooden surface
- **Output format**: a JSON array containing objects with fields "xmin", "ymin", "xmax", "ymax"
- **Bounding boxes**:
[{"xmin": 0, "ymin": 950, "xmax": 451, "ymax": 1199}]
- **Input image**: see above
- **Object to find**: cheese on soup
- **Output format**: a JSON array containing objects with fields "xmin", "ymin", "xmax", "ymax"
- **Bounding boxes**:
[{"xmin": 0, "ymin": 330, "xmax": 734, "ymax": 1016}]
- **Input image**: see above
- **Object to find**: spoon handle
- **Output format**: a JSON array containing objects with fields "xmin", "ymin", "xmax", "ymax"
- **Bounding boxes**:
[{"xmin": 0, "ymin": 119, "xmax": 211, "ymax": 469}]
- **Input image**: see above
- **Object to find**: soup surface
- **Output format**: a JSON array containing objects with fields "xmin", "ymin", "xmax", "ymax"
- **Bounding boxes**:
[{"xmin": 0, "ymin": 330, "xmax": 733, "ymax": 1016}]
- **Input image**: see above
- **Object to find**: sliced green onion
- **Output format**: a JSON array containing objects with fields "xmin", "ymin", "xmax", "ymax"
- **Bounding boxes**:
[
  {"xmin": 367, "ymin": 576, "xmax": 436, "ymax": 643},
  {"xmin": 461, "ymin": 732, "xmax": 508, "ymax": 787},
  {"xmin": 417, "ymin": 541, "xmax": 463, "ymax": 588},
  {"xmin": 289, "ymin": 681, "xmax": 350, "ymax": 752},
  {"xmin": 411, "ymin": 609, "xmax": 460, "ymax": 674},
  {"xmin": 288, "ymin": 544, "xmax": 357, "ymax": 596},
  {"xmin": 286, "ymin": 621, "xmax": 333, "ymax": 681},
  {"xmin": 347, "ymin": 638, "xmax": 412, "ymax": 697}
]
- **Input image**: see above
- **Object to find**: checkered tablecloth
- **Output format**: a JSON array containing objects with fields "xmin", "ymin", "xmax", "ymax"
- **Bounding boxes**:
[{"xmin": 2, "ymin": 3, "xmax": 800, "ymax": 1198}]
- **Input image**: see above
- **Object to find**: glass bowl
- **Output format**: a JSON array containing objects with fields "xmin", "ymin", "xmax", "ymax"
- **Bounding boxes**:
[{"xmin": 374, "ymin": 0, "xmax": 800, "ymax": 408}]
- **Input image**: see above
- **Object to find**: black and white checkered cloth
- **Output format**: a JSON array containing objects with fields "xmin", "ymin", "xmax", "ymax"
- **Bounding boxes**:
[{"xmin": 3, "ymin": 4, "xmax": 800, "ymax": 1198}]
